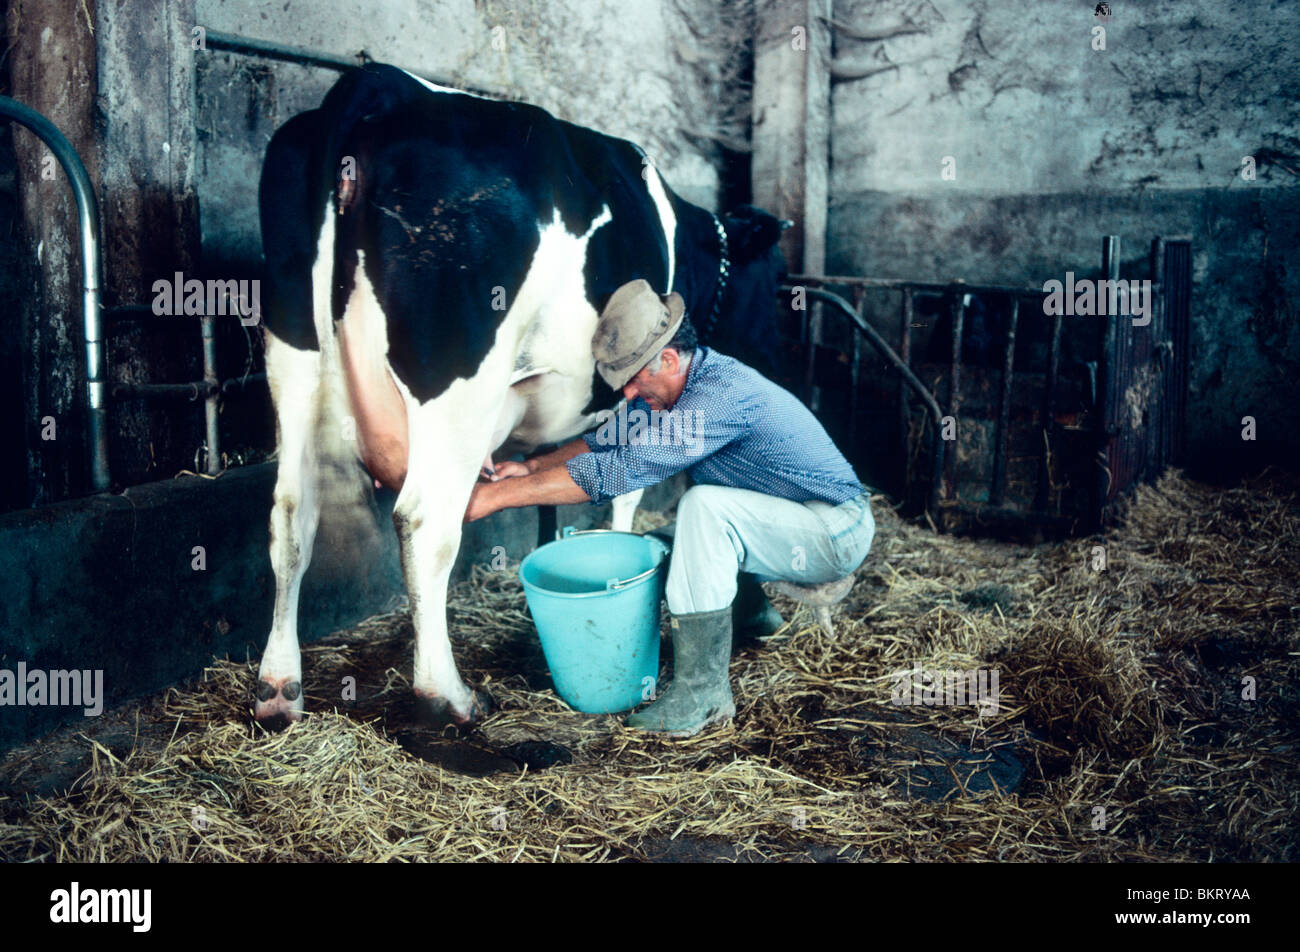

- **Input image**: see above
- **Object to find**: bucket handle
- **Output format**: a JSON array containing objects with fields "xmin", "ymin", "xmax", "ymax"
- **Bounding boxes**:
[
  {"xmin": 559, "ymin": 526, "xmax": 619, "ymax": 539},
  {"xmin": 605, "ymin": 565, "xmax": 659, "ymax": 591},
  {"xmin": 558, "ymin": 526, "xmax": 664, "ymax": 590}
]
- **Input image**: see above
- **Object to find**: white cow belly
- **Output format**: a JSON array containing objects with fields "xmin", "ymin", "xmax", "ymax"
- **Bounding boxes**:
[
  {"xmin": 496, "ymin": 371, "xmax": 601, "ymax": 453},
  {"xmin": 495, "ymin": 206, "xmax": 613, "ymax": 453}
]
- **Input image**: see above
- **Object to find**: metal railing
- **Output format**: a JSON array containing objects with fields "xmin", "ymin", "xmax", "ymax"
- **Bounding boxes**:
[
  {"xmin": 204, "ymin": 30, "xmax": 508, "ymax": 99},
  {"xmin": 784, "ymin": 240, "xmax": 1187, "ymax": 534},
  {"xmin": 104, "ymin": 302, "xmax": 267, "ymax": 476},
  {"xmin": 0, "ymin": 95, "xmax": 109, "ymax": 491},
  {"xmin": 780, "ymin": 283, "xmax": 947, "ymax": 519},
  {"xmin": 1, "ymin": 97, "xmax": 271, "ymax": 492},
  {"xmin": 781, "ymin": 275, "xmax": 1060, "ymax": 529}
]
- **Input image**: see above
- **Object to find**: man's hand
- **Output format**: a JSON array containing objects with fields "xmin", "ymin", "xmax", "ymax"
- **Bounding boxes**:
[
  {"xmin": 465, "ymin": 481, "xmax": 499, "ymax": 523},
  {"xmin": 464, "ymin": 458, "xmax": 591, "ymax": 523},
  {"xmin": 482, "ymin": 439, "xmax": 587, "ymax": 482},
  {"xmin": 520, "ymin": 438, "xmax": 589, "ymax": 475},
  {"xmin": 484, "ymin": 460, "xmax": 531, "ymax": 481}
]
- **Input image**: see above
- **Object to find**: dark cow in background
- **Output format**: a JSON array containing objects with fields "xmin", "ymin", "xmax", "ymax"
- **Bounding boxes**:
[
  {"xmin": 673, "ymin": 205, "xmax": 786, "ymax": 380},
  {"xmin": 255, "ymin": 63, "xmax": 788, "ymax": 728}
]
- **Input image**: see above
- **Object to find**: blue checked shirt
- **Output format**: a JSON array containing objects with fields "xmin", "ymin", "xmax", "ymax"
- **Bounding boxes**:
[{"xmin": 565, "ymin": 347, "xmax": 865, "ymax": 505}]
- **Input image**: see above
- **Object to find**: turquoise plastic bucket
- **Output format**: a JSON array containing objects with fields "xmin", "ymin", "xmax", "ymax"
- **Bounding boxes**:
[{"xmin": 519, "ymin": 526, "xmax": 669, "ymax": 714}]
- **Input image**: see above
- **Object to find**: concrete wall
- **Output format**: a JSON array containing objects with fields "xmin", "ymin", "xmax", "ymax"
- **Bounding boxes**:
[
  {"xmin": 827, "ymin": 0, "xmax": 1300, "ymax": 473},
  {"xmin": 0, "ymin": 464, "xmax": 397, "ymax": 749}
]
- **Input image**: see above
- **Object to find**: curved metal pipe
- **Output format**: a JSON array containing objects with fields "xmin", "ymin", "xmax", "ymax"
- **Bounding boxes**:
[
  {"xmin": 0, "ymin": 96, "xmax": 108, "ymax": 491},
  {"xmin": 783, "ymin": 284, "xmax": 945, "ymax": 425}
]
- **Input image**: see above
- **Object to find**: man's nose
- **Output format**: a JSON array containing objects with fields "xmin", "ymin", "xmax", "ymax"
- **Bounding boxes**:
[{"xmin": 622, "ymin": 382, "xmax": 638, "ymax": 401}]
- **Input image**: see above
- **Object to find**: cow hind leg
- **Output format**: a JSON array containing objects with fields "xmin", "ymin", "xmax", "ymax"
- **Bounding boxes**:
[
  {"xmin": 256, "ymin": 333, "xmax": 323, "ymax": 728},
  {"xmin": 395, "ymin": 381, "xmax": 506, "ymax": 729}
]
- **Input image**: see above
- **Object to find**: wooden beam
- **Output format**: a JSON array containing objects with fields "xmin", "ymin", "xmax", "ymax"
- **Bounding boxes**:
[
  {"xmin": 7, "ymin": 0, "xmax": 100, "ymax": 503},
  {"xmin": 95, "ymin": 0, "xmax": 202, "ymax": 487},
  {"xmin": 751, "ymin": 0, "xmax": 832, "ymax": 276}
]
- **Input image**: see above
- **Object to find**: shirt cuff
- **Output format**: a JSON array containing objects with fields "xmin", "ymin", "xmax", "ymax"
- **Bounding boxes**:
[{"xmin": 564, "ymin": 453, "xmax": 606, "ymax": 504}]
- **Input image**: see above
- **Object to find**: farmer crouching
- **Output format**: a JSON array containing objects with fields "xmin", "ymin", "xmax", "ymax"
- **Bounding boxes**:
[{"xmin": 463, "ymin": 279, "xmax": 875, "ymax": 737}]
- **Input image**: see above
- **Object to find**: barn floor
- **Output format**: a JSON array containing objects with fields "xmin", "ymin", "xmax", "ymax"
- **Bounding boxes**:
[{"xmin": 1, "ymin": 470, "xmax": 1297, "ymax": 862}]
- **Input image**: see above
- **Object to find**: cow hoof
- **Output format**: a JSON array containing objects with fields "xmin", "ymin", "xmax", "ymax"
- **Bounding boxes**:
[
  {"xmin": 254, "ymin": 677, "xmax": 304, "ymax": 730},
  {"xmin": 414, "ymin": 688, "xmax": 494, "ymax": 733},
  {"xmin": 465, "ymin": 688, "xmax": 495, "ymax": 723}
]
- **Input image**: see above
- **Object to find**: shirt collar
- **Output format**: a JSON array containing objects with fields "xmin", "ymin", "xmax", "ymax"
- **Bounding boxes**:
[{"xmin": 681, "ymin": 347, "xmax": 706, "ymax": 394}]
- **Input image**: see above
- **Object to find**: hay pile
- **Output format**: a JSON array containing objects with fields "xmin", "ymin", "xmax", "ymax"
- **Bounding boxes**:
[{"xmin": 1, "ymin": 470, "xmax": 1296, "ymax": 862}]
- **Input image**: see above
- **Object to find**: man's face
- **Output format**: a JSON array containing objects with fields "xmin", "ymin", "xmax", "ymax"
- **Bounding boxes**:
[{"xmin": 622, "ymin": 348, "xmax": 683, "ymax": 411}]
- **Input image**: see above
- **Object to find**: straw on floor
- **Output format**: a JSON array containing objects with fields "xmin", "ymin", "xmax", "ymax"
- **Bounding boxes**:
[{"xmin": 1, "ymin": 469, "xmax": 1295, "ymax": 861}]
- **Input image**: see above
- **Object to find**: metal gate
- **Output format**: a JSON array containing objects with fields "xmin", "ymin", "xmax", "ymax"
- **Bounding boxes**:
[{"xmin": 778, "ymin": 235, "xmax": 1192, "ymax": 537}]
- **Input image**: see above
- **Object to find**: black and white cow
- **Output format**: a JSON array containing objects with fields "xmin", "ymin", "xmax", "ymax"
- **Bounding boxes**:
[{"xmin": 255, "ymin": 63, "xmax": 788, "ymax": 728}]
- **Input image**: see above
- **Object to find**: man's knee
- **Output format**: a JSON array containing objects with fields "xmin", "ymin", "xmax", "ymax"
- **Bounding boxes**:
[
  {"xmin": 673, "ymin": 485, "xmax": 745, "ymax": 566},
  {"xmin": 677, "ymin": 484, "xmax": 729, "ymax": 524}
]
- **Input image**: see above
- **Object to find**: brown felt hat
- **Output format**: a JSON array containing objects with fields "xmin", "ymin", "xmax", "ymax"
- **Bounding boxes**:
[{"xmin": 592, "ymin": 279, "xmax": 686, "ymax": 390}]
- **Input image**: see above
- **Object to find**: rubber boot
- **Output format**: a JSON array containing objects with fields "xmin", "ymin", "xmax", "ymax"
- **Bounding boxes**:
[
  {"xmin": 647, "ymin": 524, "xmax": 780, "ymax": 644},
  {"xmin": 733, "ymin": 572, "xmax": 784, "ymax": 644},
  {"xmin": 626, "ymin": 607, "xmax": 735, "ymax": 738}
]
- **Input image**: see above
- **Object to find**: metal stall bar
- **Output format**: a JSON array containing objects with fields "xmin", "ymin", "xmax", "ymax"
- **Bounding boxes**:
[
  {"xmin": 1095, "ymin": 235, "xmax": 1121, "ymax": 530},
  {"xmin": 110, "ymin": 370, "xmax": 268, "ymax": 397},
  {"xmin": 1035, "ymin": 307, "xmax": 1063, "ymax": 513},
  {"xmin": 944, "ymin": 291, "xmax": 966, "ymax": 498},
  {"xmin": 204, "ymin": 31, "xmax": 509, "ymax": 99},
  {"xmin": 898, "ymin": 288, "xmax": 914, "ymax": 489},
  {"xmin": 200, "ymin": 314, "xmax": 220, "ymax": 474},
  {"xmin": 1163, "ymin": 240, "xmax": 1192, "ymax": 465},
  {"xmin": 849, "ymin": 286, "xmax": 865, "ymax": 454},
  {"xmin": 0, "ymin": 96, "xmax": 109, "ymax": 491},
  {"xmin": 1149, "ymin": 237, "xmax": 1167, "ymax": 469},
  {"xmin": 989, "ymin": 297, "xmax": 1020, "ymax": 507},
  {"xmin": 113, "ymin": 381, "xmax": 215, "ymax": 400},
  {"xmin": 112, "ymin": 374, "xmax": 267, "ymax": 400},
  {"xmin": 816, "ymin": 275, "xmax": 1048, "ymax": 296}
]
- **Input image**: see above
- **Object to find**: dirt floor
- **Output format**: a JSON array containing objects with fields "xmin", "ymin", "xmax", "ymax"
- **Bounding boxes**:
[{"xmin": 1, "ymin": 470, "xmax": 1296, "ymax": 862}]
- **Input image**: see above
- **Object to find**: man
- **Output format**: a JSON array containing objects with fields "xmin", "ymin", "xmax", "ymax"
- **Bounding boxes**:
[{"xmin": 465, "ymin": 279, "xmax": 875, "ymax": 737}]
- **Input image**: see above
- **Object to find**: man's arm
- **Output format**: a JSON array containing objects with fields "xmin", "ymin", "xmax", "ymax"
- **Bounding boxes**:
[
  {"xmin": 486, "ymin": 437, "xmax": 590, "ymax": 480},
  {"xmin": 465, "ymin": 459, "xmax": 590, "ymax": 522},
  {"xmin": 562, "ymin": 399, "xmax": 751, "ymax": 504},
  {"xmin": 524, "ymin": 438, "xmax": 590, "ymax": 474}
]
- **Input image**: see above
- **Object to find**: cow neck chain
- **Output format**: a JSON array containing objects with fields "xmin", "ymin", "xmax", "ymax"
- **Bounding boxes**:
[{"xmin": 702, "ymin": 213, "xmax": 730, "ymax": 342}]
